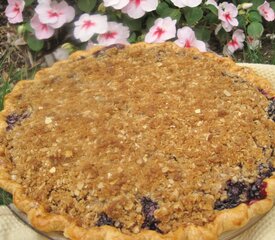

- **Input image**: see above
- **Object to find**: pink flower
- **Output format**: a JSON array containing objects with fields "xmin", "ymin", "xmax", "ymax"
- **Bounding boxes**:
[
  {"xmin": 258, "ymin": 1, "xmax": 275, "ymax": 22},
  {"xmin": 35, "ymin": 0, "xmax": 75, "ymax": 29},
  {"xmin": 122, "ymin": 0, "xmax": 158, "ymax": 19},
  {"xmin": 97, "ymin": 22, "xmax": 130, "ymax": 46},
  {"xmin": 5, "ymin": 0, "xmax": 25, "ymax": 24},
  {"xmin": 145, "ymin": 17, "xmax": 176, "ymax": 43},
  {"xmin": 74, "ymin": 14, "xmax": 108, "ymax": 42},
  {"xmin": 247, "ymin": 36, "xmax": 261, "ymax": 50},
  {"xmin": 175, "ymin": 26, "xmax": 206, "ymax": 52},
  {"xmin": 103, "ymin": 0, "xmax": 129, "ymax": 9},
  {"xmin": 171, "ymin": 0, "xmax": 202, "ymax": 8},
  {"xmin": 218, "ymin": 2, "xmax": 238, "ymax": 32},
  {"xmin": 205, "ymin": 0, "xmax": 217, "ymax": 9},
  {"xmin": 227, "ymin": 29, "xmax": 245, "ymax": 54},
  {"xmin": 30, "ymin": 14, "xmax": 55, "ymax": 40}
]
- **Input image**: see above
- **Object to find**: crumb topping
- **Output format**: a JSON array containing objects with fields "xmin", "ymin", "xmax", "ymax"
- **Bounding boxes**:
[{"xmin": 2, "ymin": 43, "xmax": 275, "ymax": 234}]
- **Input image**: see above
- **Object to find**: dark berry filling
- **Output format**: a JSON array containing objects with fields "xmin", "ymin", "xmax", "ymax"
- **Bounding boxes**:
[
  {"xmin": 214, "ymin": 163, "xmax": 274, "ymax": 210},
  {"xmin": 96, "ymin": 212, "xmax": 115, "ymax": 227},
  {"xmin": 267, "ymin": 99, "xmax": 275, "ymax": 121},
  {"xmin": 214, "ymin": 181, "xmax": 248, "ymax": 210},
  {"xmin": 93, "ymin": 44, "xmax": 125, "ymax": 58},
  {"xmin": 6, "ymin": 110, "xmax": 31, "ymax": 131},
  {"xmin": 141, "ymin": 197, "xmax": 163, "ymax": 233}
]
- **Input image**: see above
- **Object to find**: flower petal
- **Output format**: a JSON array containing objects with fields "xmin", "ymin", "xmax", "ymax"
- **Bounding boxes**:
[
  {"xmin": 258, "ymin": 1, "xmax": 275, "ymax": 21},
  {"xmin": 122, "ymin": 1, "xmax": 145, "ymax": 19},
  {"xmin": 141, "ymin": 0, "xmax": 158, "ymax": 11},
  {"xmin": 192, "ymin": 39, "xmax": 206, "ymax": 52}
]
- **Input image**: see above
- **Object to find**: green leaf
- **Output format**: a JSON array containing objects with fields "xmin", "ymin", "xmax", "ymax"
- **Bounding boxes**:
[
  {"xmin": 145, "ymin": 16, "xmax": 155, "ymax": 30},
  {"xmin": 204, "ymin": 4, "xmax": 218, "ymax": 15},
  {"xmin": 128, "ymin": 32, "xmax": 137, "ymax": 43},
  {"xmin": 270, "ymin": 1, "xmax": 275, "ymax": 11},
  {"xmin": 248, "ymin": 11, "xmax": 262, "ymax": 22},
  {"xmin": 156, "ymin": 2, "xmax": 181, "ymax": 21},
  {"xmin": 247, "ymin": 21, "xmax": 264, "ymax": 38},
  {"xmin": 0, "ymin": 189, "xmax": 12, "ymax": 205},
  {"xmin": 77, "ymin": 0, "xmax": 97, "ymax": 13},
  {"xmin": 156, "ymin": 2, "xmax": 169, "ymax": 15},
  {"xmin": 194, "ymin": 27, "xmax": 211, "ymax": 42},
  {"xmin": 204, "ymin": 12, "xmax": 219, "ymax": 24},
  {"xmin": 24, "ymin": 0, "xmax": 34, "ymax": 7},
  {"xmin": 27, "ymin": 35, "xmax": 44, "ymax": 52},
  {"xmin": 122, "ymin": 16, "xmax": 142, "ymax": 32},
  {"xmin": 237, "ymin": 15, "xmax": 247, "ymax": 28},
  {"xmin": 216, "ymin": 28, "xmax": 228, "ymax": 45},
  {"xmin": 183, "ymin": 7, "xmax": 203, "ymax": 26},
  {"xmin": 250, "ymin": 0, "xmax": 265, "ymax": 10},
  {"xmin": 24, "ymin": 23, "xmax": 33, "ymax": 32}
]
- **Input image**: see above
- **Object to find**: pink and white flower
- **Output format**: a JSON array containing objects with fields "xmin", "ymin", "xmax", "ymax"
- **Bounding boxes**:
[
  {"xmin": 103, "ymin": 0, "xmax": 129, "ymax": 9},
  {"xmin": 97, "ymin": 22, "xmax": 130, "ymax": 46},
  {"xmin": 122, "ymin": 0, "xmax": 158, "ymax": 19},
  {"xmin": 247, "ymin": 36, "xmax": 261, "ymax": 50},
  {"xmin": 35, "ymin": 0, "xmax": 75, "ymax": 29},
  {"xmin": 205, "ymin": 0, "xmax": 218, "ymax": 9},
  {"xmin": 227, "ymin": 29, "xmax": 245, "ymax": 54},
  {"xmin": 145, "ymin": 17, "xmax": 176, "ymax": 43},
  {"xmin": 5, "ymin": 0, "xmax": 25, "ymax": 24},
  {"xmin": 218, "ymin": 2, "xmax": 238, "ymax": 32},
  {"xmin": 175, "ymin": 26, "xmax": 206, "ymax": 52},
  {"xmin": 171, "ymin": 0, "xmax": 202, "ymax": 8},
  {"xmin": 258, "ymin": 1, "xmax": 275, "ymax": 22},
  {"xmin": 30, "ymin": 14, "xmax": 55, "ymax": 40},
  {"xmin": 74, "ymin": 14, "xmax": 108, "ymax": 42},
  {"xmin": 38, "ymin": 0, "xmax": 51, "ymax": 4}
]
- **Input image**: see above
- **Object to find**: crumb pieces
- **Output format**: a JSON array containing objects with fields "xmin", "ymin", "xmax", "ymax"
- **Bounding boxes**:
[
  {"xmin": 45, "ymin": 117, "xmax": 53, "ymax": 124},
  {"xmin": 195, "ymin": 109, "xmax": 201, "ymax": 114},
  {"xmin": 223, "ymin": 90, "xmax": 232, "ymax": 97},
  {"xmin": 49, "ymin": 167, "xmax": 56, "ymax": 173}
]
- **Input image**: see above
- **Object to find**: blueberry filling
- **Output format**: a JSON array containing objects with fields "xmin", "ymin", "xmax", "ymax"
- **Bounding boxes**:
[
  {"xmin": 6, "ymin": 111, "xmax": 31, "ymax": 131},
  {"xmin": 214, "ymin": 163, "xmax": 274, "ymax": 210},
  {"xmin": 93, "ymin": 44, "xmax": 125, "ymax": 58},
  {"xmin": 96, "ymin": 212, "xmax": 115, "ymax": 227},
  {"xmin": 141, "ymin": 197, "xmax": 163, "ymax": 233},
  {"xmin": 214, "ymin": 181, "xmax": 247, "ymax": 210},
  {"xmin": 267, "ymin": 99, "xmax": 275, "ymax": 121}
]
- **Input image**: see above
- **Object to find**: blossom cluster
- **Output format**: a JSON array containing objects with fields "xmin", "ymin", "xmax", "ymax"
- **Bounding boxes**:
[{"xmin": 5, "ymin": 0, "xmax": 275, "ymax": 54}]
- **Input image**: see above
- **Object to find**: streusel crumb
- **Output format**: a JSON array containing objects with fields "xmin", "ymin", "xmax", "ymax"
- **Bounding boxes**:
[{"xmin": 1, "ymin": 43, "xmax": 275, "ymax": 233}]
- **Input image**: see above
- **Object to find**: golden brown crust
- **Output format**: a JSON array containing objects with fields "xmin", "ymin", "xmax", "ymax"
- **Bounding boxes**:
[{"xmin": 0, "ymin": 42, "xmax": 275, "ymax": 240}]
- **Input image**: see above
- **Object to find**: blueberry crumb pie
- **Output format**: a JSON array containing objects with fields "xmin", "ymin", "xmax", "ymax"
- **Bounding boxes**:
[{"xmin": 0, "ymin": 42, "xmax": 275, "ymax": 240}]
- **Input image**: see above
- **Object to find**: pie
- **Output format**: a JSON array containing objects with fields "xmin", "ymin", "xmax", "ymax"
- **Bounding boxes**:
[{"xmin": 0, "ymin": 42, "xmax": 275, "ymax": 240}]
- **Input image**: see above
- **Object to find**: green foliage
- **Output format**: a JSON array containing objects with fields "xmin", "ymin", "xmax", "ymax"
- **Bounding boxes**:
[
  {"xmin": 251, "ymin": 0, "xmax": 265, "ymax": 10},
  {"xmin": 0, "ymin": 189, "xmax": 12, "ymax": 205},
  {"xmin": 183, "ymin": 7, "xmax": 203, "ymax": 26},
  {"xmin": 247, "ymin": 21, "xmax": 264, "ymax": 38},
  {"xmin": 248, "ymin": 11, "xmax": 262, "ymax": 22},
  {"xmin": 27, "ymin": 35, "xmax": 44, "ymax": 52},
  {"xmin": 4, "ymin": 0, "xmax": 275, "ymax": 60},
  {"xmin": 194, "ymin": 27, "xmax": 211, "ymax": 42},
  {"xmin": 77, "ymin": 0, "xmax": 97, "ymax": 12},
  {"xmin": 25, "ymin": 0, "xmax": 35, "ymax": 6},
  {"xmin": 156, "ymin": 2, "xmax": 181, "ymax": 21}
]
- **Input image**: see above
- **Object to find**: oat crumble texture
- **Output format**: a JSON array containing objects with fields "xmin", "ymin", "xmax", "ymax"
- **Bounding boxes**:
[{"xmin": 0, "ymin": 42, "xmax": 275, "ymax": 240}]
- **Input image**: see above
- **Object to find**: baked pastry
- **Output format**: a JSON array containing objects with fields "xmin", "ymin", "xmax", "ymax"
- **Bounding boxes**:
[{"xmin": 0, "ymin": 42, "xmax": 275, "ymax": 240}]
